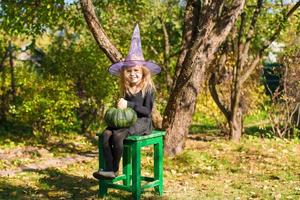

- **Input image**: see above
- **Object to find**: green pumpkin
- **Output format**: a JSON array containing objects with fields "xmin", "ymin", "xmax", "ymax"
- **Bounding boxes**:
[{"xmin": 104, "ymin": 107, "xmax": 137, "ymax": 128}]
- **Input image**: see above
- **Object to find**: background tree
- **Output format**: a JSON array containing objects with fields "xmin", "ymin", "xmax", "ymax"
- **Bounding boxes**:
[
  {"xmin": 162, "ymin": 0, "xmax": 245, "ymax": 155},
  {"xmin": 267, "ymin": 26, "xmax": 300, "ymax": 137},
  {"xmin": 208, "ymin": 0, "xmax": 300, "ymax": 141},
  {"xmin": 0, "ymin": 0, "xmax": 66, "ymax": 36},
  {"xmin": 0, "ymin": 0, "xmax": 68, "ymax": 125}
]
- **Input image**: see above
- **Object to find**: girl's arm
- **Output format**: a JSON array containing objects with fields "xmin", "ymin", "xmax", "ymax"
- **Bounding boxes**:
[{"xmin": 127, "ymin": 92, "xmax": 154, "ymax": 117}]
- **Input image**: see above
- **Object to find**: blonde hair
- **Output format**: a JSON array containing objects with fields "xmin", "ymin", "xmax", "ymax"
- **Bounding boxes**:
[{"xmin": 120, "ymin": 65, "xmax": 156, "ymax": 97}]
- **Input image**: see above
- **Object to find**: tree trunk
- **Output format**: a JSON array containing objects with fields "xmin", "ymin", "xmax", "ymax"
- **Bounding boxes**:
[
  {"xmin": 79, "ymin": 0, "xmax": 122, "ymax": 63},
  {"xmin": 75, "ymin": 79, "xmax": 87, "ymax": 133},
  {"xmin": 160, "ymin": 18, "xmax": 173, "ymax": 89},
  {"xmin": 0, "ymin": 45, "xmax": 9, "ymax": 124},
  {"xmin": 229, "ymin": 107, "xmax": 243, "ymax": 142},
  {"xmin": 0, "ymin": 70, "xmax": 7, "ymax": 124},
  {"xmin": 9, "ymin": 42, "xmax": 16, "ymax": 103},
  {"xmin": 163, "ymin": 59, "xmax": 205, "ymax": 155},
  {"xmin": 163, "ymin": 0, "xmax": 245, "ymax": 156}
]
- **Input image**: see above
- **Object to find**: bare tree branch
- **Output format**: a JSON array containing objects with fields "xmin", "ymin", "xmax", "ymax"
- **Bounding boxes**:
[
  {"xmin": 8, "ymin": 41, "xmax": 15, "ymax": 101},
  {"xmin": 239, "ymin": 55, "xmax": 261, "ymax": 85},
  {"xmin": 234, "ymin": 12, "xmax": 246, "ymax": 87},
  {"xmin": 79, "ymin": 0, "xmax": 122, "ymax": 63},
  {"xmin": 216, "ymin": 0, "xmax": 246, "ymax": 34},
  {"xmin": 240, "ymin": 0, "xmax": 300, "ymax": 85},
  {"xmin": 245, "ymin": 0, "xmax": 263, "ymax": 43},
  {"xmin": 229, "ymin": 26, "xmax": 238, "ymax": 57},
  {"xmin": 237, "ymin": 12, "xmax": 246, "ymax": 55},
  {"xmin": 239, "ymin": 0, "xmax": 263, "ymax": 69},
  {"xmin": 0, "ymin": 45, "xmax": 9, "ymax": 70},
  {"xmin": 209, "ymin": 73, "xmax": 230, "ymax": 120},
  {"xmin": 208, "ymin": 52, "xmax": 230, "ymax": 119},
  {"xmin": 159, "ymin": 17, "xmax": 170, "ymax": 59},
  {"xmin": 261, "ymin": 0, "xmax": 300, "ymax": 52},
  {"xmin": 159, "ymin": 17, "xmax": 173, "ymax": 89}
]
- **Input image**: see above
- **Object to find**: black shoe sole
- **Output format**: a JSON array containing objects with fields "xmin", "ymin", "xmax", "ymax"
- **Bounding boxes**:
[{"xmin": 93, "ymin": 172, "xmax": 115, "ymax": 180}]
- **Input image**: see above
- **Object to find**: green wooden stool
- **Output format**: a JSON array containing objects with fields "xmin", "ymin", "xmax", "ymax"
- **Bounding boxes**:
[{"xmin": 96, "ymin": 130, "xmax": 165, "ymax": 200}]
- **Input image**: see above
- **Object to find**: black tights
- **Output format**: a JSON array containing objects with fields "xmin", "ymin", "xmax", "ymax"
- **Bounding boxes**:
[{"xmin": 101, "ymin": 128, "xmax": 129, "ymax": 172}]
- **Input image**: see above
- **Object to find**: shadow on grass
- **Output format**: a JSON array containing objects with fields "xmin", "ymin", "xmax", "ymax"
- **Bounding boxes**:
[
  {"xmin": 0, "ymin": 168, "xmax": 136, "ymax": 200},
  {"xmin": 0, "ymin": 122, "xmax": 96, "ymax": 156},
  {"xmin": 0, "ymin": 168, "xmax": 97, "ymax": 199},
  {"xmin": 188, "ymin": 124, "xmax": 225, "ymax": 142},
  {"xmin": 0, "ymin": 121, "xmax": 34, "ymax": 144},
  {"xmin": 244, "ymin": 125, "xmax": 274, "ymax": 138},
  {"xmin": 0, "ymin": 168, "xmax": 162, "ymax": 200},
  {"xmin": 189, "ymin": 124, "xmax": 219, "ymax": 134},
  {"xmin": 189, "ymin": 123, "xmax": 275, "ymax": 139}
]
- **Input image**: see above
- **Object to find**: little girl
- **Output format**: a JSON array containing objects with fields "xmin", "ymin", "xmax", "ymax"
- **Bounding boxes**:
[{"xmin": 93, "ymin": 24, "xmax": 161, "ymax": 179}]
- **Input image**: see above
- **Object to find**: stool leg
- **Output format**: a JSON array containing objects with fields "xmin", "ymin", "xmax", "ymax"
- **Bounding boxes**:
[
  {"xmin": 123, "ymin": 145, "xmax": 131, "ymax": 186},
  {"xmin": 98, "ymin": 136, "xmax": 108, "ymax": 197},
  {"xmin": 99, "ymin": 180, "xmax": 108, "ymax": 197},
  {"xmin": 132, "ymin": 142, "xmax": 141, "ymax": 200},
  {"xmin": 154, "ymin": 139, "xmax": 163, "ymax": 195}
]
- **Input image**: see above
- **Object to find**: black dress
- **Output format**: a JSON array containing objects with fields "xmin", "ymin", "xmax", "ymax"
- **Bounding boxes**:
[
  {"xmin": 100, "ymin": 90, "xmax": 154, "ymax": 172},
  {"xmin": 125, "ymin": 90, "xmax": 154, "ymax": 135}
]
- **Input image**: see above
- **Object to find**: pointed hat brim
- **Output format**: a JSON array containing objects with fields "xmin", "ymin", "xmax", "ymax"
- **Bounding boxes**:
[{"xmin": 109, "ymin": 60, "xmax": 161, "ymax": 76}]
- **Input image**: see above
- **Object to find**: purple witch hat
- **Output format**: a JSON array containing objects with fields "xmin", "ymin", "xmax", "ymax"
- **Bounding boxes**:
[{"xmin": 109, "ymin": 24, "xmax": 161, "ymax": 76}]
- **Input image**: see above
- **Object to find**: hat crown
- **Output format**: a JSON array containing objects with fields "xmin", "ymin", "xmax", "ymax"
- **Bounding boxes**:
[
  {"xmin": 125, "ymin": 24, "xmax": 144, "ymax": 61},
  {"xmin": 108, "ymin": 24, "xmax": 161, "ymax": 76}
]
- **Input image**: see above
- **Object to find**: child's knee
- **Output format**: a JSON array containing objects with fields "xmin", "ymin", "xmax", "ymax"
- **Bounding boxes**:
[
  {"xmin": 101, "ymin": 130, "xmax": 113, "ymax": 144},
  {"xmin": 112, "ymin": 134, "xmax": 124, "ymax": 147},
  {"xmin": 102, "ymin": 130, "xmax": 112, "ymax": 138}
]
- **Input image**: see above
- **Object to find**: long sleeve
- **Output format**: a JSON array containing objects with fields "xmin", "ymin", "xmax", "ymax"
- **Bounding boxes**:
[{"xmin": 127, "ymin": 91, "xmax": 154, "ymax": 117}]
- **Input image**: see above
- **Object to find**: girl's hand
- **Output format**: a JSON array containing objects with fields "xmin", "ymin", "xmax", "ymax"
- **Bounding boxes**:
[{"xmin": 117, "ymin": 98, "xmax": 127, "ymax": 109}]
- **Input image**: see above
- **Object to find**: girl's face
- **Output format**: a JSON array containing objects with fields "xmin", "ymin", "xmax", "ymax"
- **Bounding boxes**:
[{"xmin": 124, "ymin": 65, "xmax": 143, "ymax": 85}]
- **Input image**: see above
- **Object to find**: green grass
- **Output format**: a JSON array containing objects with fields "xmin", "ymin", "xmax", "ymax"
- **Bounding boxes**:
[
  {"xmin": 190, "ymin": 109, "xmax": 271, "ymax": 136},
  {"xmin": 189, "ymin": 124, "xmax": 219, "ymax": 134},
  {"xmin": 1, "ymin": 132, "xmax": 299, "ymax": 199},
  {"xmin": 1, "ymin": 113, "xmax": 299, "ymax": 199},
  {"xmin": 244, "ymin": 109, "xmax": 269, "ymax": 126}
]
